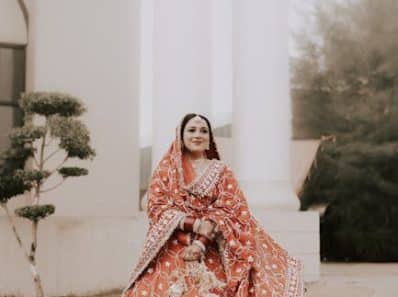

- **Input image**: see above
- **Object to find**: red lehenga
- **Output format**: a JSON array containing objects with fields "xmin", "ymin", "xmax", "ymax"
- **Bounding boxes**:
[{"xmin": 122, "ymin": 128, "xmax": 304, "ymax": 297}]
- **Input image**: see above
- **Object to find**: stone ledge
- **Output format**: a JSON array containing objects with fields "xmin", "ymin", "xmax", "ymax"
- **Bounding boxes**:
[
  {"xmin": 270, "ymin": 231, "xmax": 320, "ymax": 254},
  {"xmin": 252, "ymin": 210, "xmax": 319, "ymax": 232}
]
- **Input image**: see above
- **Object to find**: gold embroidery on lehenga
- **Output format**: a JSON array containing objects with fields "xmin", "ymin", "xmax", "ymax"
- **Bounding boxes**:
[
  {"xmin": 167, "ymin": 261, "xmax": 226, "ymax": 297},
  {"xmin": 168, "ymin": 275, "xmax": 186, "ymax": 297},
  {"xmin": 122, "ymin": 210, "xmax": 186, "ymax": 295}
]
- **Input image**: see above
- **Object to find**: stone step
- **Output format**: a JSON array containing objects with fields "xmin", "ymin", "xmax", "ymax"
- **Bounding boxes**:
[
  {"xmin": 271, "ymin": 231, "xmax": 319, "ymax": 254},
  {"xmin": 306, "ymin": 263, "xmax": 398, "ymax": 297}
]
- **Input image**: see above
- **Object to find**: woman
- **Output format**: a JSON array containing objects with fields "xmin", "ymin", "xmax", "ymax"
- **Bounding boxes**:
[{"xmin": 122, "ymin": 114, "xmax": 304, "ymax": 297}]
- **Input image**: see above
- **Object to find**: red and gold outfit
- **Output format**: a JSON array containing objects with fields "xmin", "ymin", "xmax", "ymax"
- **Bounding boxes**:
[{"xmin": 122, "ymin": 128, "xmax": 303, "ymax": 297}]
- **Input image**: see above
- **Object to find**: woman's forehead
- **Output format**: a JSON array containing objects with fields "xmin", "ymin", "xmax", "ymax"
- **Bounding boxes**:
[{"xmin": 186, "ymin": 116, "xmax": 207, "ymax": 127}]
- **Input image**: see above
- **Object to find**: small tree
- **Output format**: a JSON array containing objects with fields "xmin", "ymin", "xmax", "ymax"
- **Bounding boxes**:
[{"xmin": 0, "ymin": 92, "xmax": 95, "ymax": 297}]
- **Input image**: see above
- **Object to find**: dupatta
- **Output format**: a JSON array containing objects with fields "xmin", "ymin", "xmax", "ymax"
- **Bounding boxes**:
[{"xmin": 122, "ymin": 125, "xmax": 304, "ymax": 297}]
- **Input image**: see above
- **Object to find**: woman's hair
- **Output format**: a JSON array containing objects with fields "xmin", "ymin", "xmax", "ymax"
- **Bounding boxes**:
[{"xmin": 180, "ymin": 113, "xmax": 220, "ymax": 160}]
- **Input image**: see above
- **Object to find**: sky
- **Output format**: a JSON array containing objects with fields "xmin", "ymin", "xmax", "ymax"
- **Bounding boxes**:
[{"xmin": 289, "ymin": 0, "xmax": 320, "ymax": 57}]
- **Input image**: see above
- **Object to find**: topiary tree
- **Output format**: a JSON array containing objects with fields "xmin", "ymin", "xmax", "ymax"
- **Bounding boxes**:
[{"xmin": 0, "ymin": 92, "xmax": 95, "ymax": 297}]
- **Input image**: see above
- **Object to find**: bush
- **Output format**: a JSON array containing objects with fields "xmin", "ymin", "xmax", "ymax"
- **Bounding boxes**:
[{"xmin": 301, "ymin": 138, "xmax": 398, "ymax": 261}]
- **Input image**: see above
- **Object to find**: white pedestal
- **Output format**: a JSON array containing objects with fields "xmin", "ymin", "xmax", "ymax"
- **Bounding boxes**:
[{"xmin": 252, "ymin": 210, "xmax": 320, "ymax": 282}]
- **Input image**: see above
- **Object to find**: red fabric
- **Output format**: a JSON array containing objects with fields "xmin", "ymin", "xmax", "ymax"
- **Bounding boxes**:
[
  {"xmin": 196, "ymin": 234, "xmax": 210, "ymax": 246},
  {"xmin": 182, "ymin": 153, "xmax": 195, "ymax": 184},
  {"xmin": 176, "ymin": 230, "xmax": 191, "ymax": 246},
  {"xmin": 183, "ymin": 216, "xmax": 196, "ymax": 232}
]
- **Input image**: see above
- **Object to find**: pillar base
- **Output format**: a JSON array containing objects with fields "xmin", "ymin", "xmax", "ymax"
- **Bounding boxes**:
[{"xmin": 239, "ymin": 180, "xmax": 300, "ymax": 211}]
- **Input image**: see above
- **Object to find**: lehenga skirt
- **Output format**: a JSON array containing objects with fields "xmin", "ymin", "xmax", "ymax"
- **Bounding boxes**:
[{"xmin": 123, "ymin": 231, "xmax": 228, "ymax": 297}]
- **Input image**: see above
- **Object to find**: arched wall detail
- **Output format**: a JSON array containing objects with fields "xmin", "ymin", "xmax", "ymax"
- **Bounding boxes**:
[{"xmin": 0, "ymin": 0, "xmax": 27, "ymax": 46}]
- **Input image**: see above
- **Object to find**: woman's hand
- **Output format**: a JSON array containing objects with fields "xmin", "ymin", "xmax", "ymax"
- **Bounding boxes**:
[
  {"xmin": 197, "ymin": 220, "xmax": 216, "ymax": 240},
  {"xmin": 183, "ymin": 244, "xmax": 203, "ymax": 261}
]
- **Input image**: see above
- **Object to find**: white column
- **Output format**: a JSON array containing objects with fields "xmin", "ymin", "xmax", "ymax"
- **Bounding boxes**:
[
  {"xmin": 152, "ymin": 0, "xmax": 213, "ymax": 167},
  {"xmin": 232, "ymin": 0, "xmax": 299, "ymax": 210},
  {"xmin": 211, "ymin": 0, "xmax": 232, "ymax": 126}
]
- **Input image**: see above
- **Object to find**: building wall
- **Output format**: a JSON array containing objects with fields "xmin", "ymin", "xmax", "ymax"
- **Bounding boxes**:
[
  {"xmin": 1, "ymin": 0, "xmax": 142, "ymax": 295},
  {"xmin": 26, "ymin": 0, "xmax": 140, "ymax": 217},
  {"xmin": 0, "ymin": 0, "xmax": 26, "ymax": 45}
]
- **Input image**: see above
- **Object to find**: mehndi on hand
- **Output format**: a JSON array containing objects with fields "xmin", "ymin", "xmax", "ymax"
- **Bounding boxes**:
[{"xmin": 183, "ymin": 243, "xmax": 203, "ymax": 261}]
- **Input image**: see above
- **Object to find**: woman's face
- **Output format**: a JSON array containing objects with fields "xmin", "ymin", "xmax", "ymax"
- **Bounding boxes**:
[{"xmin": 182, "ymin": 116, "xmax": 210, "ymax": 156}]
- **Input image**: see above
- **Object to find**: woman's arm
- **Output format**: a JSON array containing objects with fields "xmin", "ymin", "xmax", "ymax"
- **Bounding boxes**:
[
  {"xmin": 203, "ymin": 166, "xmax": 256, "ymax": 258},
  {"xmin": 146, "ymin": 161, "xmax": 181, "ymax": 225},
  {"xmin": 175, "ymin": 230, "xmax": 192, "ymax": 245},
  {"xmin": 179, "ymin": 216, "xmax": 216, "ymax": 239}
]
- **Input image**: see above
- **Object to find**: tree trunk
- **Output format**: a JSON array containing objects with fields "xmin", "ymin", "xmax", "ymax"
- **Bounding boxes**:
[
  {"xmin": 29, "ymin": 261, "xmax": 46, "ymax": 297},
  {"xmin": 30, "ymin": 220, "xmax": 46, "ymax": 297},
  {"xmin": 1, "ymin": 203, "xmax": 46, "ymax": 297}
]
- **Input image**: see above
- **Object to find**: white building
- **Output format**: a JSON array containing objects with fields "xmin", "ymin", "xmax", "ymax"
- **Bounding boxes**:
[{"xmin": 0, "ymin": 1, "xmax": 319, "ymax": 296}]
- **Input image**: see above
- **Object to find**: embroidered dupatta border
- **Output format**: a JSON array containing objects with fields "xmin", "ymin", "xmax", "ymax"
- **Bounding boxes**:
[
  {"xmin": 283, "ymin": 256, "xmax": 304, "ymax": 297},
  {"xmin": 250, "ymin": 216, "xmax": 305, "ymax": 297},
  {"xmin": 122, "ymin": 210, "xmax": 186, "ymax": 295},
  {"xmin": 184, "ymin": 160, "xmax": 225, "ymax": 197}
]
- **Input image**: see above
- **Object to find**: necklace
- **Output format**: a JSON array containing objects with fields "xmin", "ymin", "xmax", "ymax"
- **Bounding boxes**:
[{"xmin": 190, "ymin": 158, "xmax": 208, "ymax": 175}]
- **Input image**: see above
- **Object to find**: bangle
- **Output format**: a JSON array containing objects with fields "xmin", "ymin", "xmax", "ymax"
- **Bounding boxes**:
[
  {"xmin": 193, "ymin": 219, "xmax": 202, "ymax": 233},
  {"xmin": 197, "ymin": 234, "xmax": 210, "ymax": 246},
  {"xmin": 192, "ymin": 240, "xmax": 206, "ymax": 252},
  {"xmin": 179, "ymin": 216, "xmax": 186, "ymax": 230},
  {"xmin": 183, "ymin": 217, "xmax": 196, "ymax": 231},
  {"xmin": 176, "ymin": 231, "xmax": 191, "ymax": 245}
]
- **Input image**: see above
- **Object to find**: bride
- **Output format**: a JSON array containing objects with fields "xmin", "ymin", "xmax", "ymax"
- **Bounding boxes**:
[{"xmin": 122, "ymin": 114, "xmax": 303, "ymax": 297}]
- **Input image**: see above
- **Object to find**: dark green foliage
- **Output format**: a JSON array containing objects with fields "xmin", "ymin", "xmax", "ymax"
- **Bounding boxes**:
[
  {"xmin": 0, "ymin": 91, "xmax": 95, "ymax": 208},
  {"xmin": 321, "ymin": 200, "xmax": 398, "ymax": 261},
  {"xmin": 9, "ymin": 125, "xmax": 46, "ymax": 147},
  {"xmin": 301, "ymin": 137, "xmax": 398, "ymax": 261},
  {"xmin": 23, "ymin": 170, "xmax": 51, "ymax": 183},
  {"xmin": 0, "ymin": 171, "xmax": 32, "ymax": 203},
  {"xmin": 15, "ymin": 204, "xmax": 55, "ymax": 222},
  {"xmin": 58, "ymin": 167, "xmax": 88, "ymax": 178},
  {"xmin": 1, "ymin": 146, "xmax": 35, "ymax": 171},
  {"xmin": 0, "ymin": 125, "xmax": 44, "ymax": 173},
  {"xmin": 0, "ymin": 129, "xmax": 38, "ymax": 203},
  {"xmin": 49, "ymin": 116, "xmax": 96, "ymax": 159},
  {"xmin": 301, "ymin": 139, "xmax": 398, "ymax": 210},
  {"xmin": 20, "ymin": 92, "xmax": 86, "ymax": 117},
  {"xmin": 294, "ymin": 0, "xmax": 398, "ymax": 261}
]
